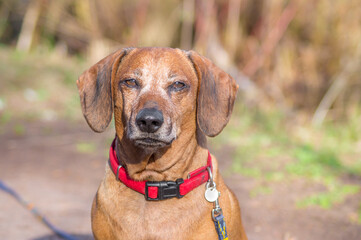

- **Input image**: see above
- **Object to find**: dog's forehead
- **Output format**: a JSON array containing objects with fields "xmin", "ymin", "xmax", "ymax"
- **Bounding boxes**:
[{"xmin": 118, "ymin": 48, "xmax": 196, "ymax": 80}]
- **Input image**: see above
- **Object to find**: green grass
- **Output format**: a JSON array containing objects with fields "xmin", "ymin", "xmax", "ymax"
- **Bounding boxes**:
[
  {"xmin": 76, "ymin": 142, "xmax": 96, "ymax": 154},
  {"xmin": 211, "ymin": 104, "xmax": 361, "ymax": 210},
  {"xmin": 64, "ymin": 94, "xmax": 81, "ymax": 120},
  {"xmin": 0, "ymin": 47, "xmax": 85, "ymax": 121},
  {"xmin": 13, "ymin": 124, "xmax": 25, "ymax": 136},
  {"xmin": 286, "ymin": 144, "xmax": 342, "ymax": 180},
  {"xmin": 297, "ymin": 184, "xmax": 360, "ymax": 209},
  {"xmin": 0, "ymin": 110, "xmax": 12, "ymax": 125},
  {"xmin": 231, "ymin": 164, "xmax": 262, "ymax": 178}
]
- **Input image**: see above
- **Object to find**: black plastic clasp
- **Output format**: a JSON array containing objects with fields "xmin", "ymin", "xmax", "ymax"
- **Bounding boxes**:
[{"xmin": 145, "ymin": 178, "xmax": 184, "ymax": 201}]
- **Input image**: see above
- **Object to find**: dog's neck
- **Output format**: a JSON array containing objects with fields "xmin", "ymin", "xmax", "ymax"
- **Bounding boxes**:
[{"xmin": 114, "ymin": 129, "xmax": 208, "ymax": 182}]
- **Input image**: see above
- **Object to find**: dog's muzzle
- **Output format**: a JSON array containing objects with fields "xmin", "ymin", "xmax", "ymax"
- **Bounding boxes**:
[{"xmin": 130, "ymin": 107, "xmax": 174, "ymax": 149}]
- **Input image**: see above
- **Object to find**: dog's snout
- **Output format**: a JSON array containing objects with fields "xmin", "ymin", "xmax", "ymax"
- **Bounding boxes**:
[{"xmin": 136, "ymin": 108, "xmax": 164, "ymax": 133}]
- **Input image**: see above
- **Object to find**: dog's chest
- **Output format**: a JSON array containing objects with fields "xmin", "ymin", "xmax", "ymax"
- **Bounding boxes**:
[
  {"xmin": 101, "ymin": 182, "xmax": 211, "ymax": 239},
  {"xmin": 122, "ymin": 204, "xmax": 198, "ymax": 239}
]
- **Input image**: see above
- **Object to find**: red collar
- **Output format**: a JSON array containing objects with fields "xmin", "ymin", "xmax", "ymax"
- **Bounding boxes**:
[{"xmin": 108, "ymin": 139, "xmax": 213, "ymax": 201}]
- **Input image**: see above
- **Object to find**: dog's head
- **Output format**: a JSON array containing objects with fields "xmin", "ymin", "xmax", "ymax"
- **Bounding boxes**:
[{"xmin": 77, "ymin": 48, "xmax": 238, "ymax": 151}]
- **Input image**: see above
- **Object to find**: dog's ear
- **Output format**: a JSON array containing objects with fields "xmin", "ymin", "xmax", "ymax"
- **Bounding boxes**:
[
  {"xmin": 187, "ymin": 51, "xmax": 238, "ymax": 137},
  {"xmin": 76, "ymin": 48, "xmax": 130, "ymax": 132}
]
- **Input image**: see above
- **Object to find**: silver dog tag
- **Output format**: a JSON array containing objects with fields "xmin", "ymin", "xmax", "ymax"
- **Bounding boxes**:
[{"xmin": 205, "ymin": 187, "xmax": 219, "ymax": 202}]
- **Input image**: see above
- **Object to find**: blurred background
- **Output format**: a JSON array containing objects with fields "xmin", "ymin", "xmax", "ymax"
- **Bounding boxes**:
[{"xmin": 0, "ymin": 0, "xmax": 360, "ymax": 239}]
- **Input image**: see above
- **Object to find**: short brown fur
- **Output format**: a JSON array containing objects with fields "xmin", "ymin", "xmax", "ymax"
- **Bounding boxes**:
[{"xmin": 77, "ymin": 47, "xmax": 247, "ymax": 240}]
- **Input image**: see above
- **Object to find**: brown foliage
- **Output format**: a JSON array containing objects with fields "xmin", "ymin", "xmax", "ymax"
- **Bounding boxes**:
[{"xmin": 1, "ymin": 0, "xmax": 360, "ymax": 120}]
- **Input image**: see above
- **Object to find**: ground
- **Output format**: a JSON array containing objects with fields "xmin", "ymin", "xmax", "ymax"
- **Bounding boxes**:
[{"xmin": 0, "ymin": 120, "xmax": 360, "ymax": 240}]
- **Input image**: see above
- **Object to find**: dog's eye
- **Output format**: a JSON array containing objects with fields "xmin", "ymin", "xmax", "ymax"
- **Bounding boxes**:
[
  {"xmin": 169, "ymin": 81, "xmax": 187, "ymax": 91},
  {"xmin": 123, "ymin": 79, "xmax": 139, "ymax": 88}
]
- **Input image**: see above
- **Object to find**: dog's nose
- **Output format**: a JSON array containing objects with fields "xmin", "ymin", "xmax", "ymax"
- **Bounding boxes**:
[{"xmin": 135, "ymin": 108, "xmax": 164, "ymax": 133}]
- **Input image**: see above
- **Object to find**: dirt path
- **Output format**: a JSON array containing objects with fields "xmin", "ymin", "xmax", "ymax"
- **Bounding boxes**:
[{"xmin": 0, "ymin": 121, "xmax": 360, "ymax": 240}]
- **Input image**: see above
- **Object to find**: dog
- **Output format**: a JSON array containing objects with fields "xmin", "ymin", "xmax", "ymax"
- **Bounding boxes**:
[{"xmin": 77, "ymin": 47, "xmax": 248, "ymax": 239}]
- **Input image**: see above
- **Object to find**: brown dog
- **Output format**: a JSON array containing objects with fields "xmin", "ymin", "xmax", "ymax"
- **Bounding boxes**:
[{"xmin": 77, "ymin": 47, "xmax": 247, "ymax": 240}]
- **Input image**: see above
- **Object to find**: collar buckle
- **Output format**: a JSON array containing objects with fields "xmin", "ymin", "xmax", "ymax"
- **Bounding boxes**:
[{"xmin": 145, "ymin": 178, "xmax": 184, "ymax": 201}]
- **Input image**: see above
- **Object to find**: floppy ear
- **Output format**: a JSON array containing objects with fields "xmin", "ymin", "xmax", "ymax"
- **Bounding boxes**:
[
  {"xmin": 187, "ymin": 51, "xmax": 238, "ymax": 137},
  {"xmin": 76, "ymin": 48, "xmax": 130, "ymax": 132}
]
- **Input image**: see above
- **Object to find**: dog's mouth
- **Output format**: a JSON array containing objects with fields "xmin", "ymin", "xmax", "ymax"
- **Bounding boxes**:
[{"xmin": 134, "ymin": 137, "xmax": 174, "ymax": 149}]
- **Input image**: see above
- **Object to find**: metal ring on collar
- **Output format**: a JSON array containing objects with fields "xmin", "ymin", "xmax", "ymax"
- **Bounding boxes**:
[
  {"xmin": 116, "ymin": 164, "xmax": 122, "ymax": 181},
  {"xmin": 206, "ymin": 166, "xmax": 215, "ymax": 188},
  {"xmin": 206, "ymin": 166, "xmax": 213, "ymax": 182},
  {"xmin": 206, "ymin": 181, "xmax": 216, "ymax": 189}
]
